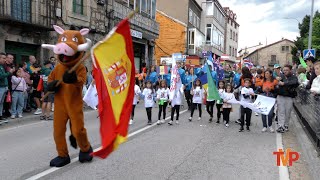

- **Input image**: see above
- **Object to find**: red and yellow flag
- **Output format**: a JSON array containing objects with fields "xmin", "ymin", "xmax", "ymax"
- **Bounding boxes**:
[{"xmin": 91, "ymin": 18, "xmax": 135, "ymax": 159}]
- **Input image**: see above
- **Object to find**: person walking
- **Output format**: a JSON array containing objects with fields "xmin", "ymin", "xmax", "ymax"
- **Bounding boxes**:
[
  {"xmin": 222, "ymin": 84, "xmax": 235, "ymax": 128},
  {"xmin": 142, "ymin": 81, "xmax": 155, "ymax": 125},
  {"xmin": 130, "ymin": 78, "xmax": 141, "ymax": 125},
  {"xmin": 168, "ymin": 85, "xmax": 184, "ymax": 125},
  {"xmin": 239, "ymin": 78, "xmax": 255, "ymax": 132},
  {"xmin": 156, "ymin": 80, "xmax": 169, "ymax": 125},
  {"xmin": 216, "ymin": 80, "xmax": 225, "ymax": 123},
  {"xmin": 276, "ymin": 65, "xmax": 299, "ymax": 133},
  {"xmin": 189, "ymin": 79, "xmax": 204, "ymax": 121}
]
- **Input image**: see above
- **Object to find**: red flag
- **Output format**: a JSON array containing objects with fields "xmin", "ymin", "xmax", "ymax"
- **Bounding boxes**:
[{"xmin": 91, "ymin": 18, "xmax": 135, "ymax": 159}]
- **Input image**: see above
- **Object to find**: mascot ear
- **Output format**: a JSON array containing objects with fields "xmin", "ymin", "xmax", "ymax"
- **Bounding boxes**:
[
  {"xmin": 53, "ymin": 25, "xmax": 65, "ymax": 34},
  {"xmin": 80, "ymin": 28, "xmax": 90, "ymax": 36}
]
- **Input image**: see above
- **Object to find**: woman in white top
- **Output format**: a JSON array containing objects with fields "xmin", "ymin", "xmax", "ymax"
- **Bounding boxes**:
[
  {"xmin": 156, "ymin": 80, "xmax": 170, "ymax": 125},
  {"xmin": 189, "ymin": 79, "xmax": 205, "ymax": 121},
  {"xmin": 130, "ymin": 78, "xmax": 141, "ymax": 125},
  {"xmin": 142, "ymin": 81, "xmax": 155, "ymax": 125}
]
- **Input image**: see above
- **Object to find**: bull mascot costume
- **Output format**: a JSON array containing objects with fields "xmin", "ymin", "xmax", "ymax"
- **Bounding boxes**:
[{"xmin": 42, "ymin": 25, "xmax": 93, "ymax": 167}]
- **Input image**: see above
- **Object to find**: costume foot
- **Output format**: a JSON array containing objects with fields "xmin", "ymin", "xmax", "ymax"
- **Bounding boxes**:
[
  {"xmin": 69, "ymin": 134, "xmax": 77, "ymax": 149},
  {"xmin": 50, "ymin": 156, "xmax": 71, "ymax": 167},
  {"xmin": 79, "ymin": 146, "xmax": 93, "ymax": 163}
]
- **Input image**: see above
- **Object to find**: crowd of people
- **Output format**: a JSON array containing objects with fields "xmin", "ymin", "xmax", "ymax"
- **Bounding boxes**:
[{"xmin": 131, "ymin": 56, "xmax": 320, "ymax": 133}]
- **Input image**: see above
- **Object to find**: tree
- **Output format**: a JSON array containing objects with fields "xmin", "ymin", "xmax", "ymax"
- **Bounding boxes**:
[{"xmin": 292, "ymin": 11, "xmax": 320, "ymax": 62}]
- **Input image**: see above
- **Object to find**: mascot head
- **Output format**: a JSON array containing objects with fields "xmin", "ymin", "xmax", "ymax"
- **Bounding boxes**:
[{"xmin": 42, "ymin": 25, "xmax": 92, "ymax": 67}]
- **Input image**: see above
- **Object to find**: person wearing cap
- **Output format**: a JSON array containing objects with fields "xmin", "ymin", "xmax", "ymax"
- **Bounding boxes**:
[{"xmin": 273, "ymin": 64, "xmax": 282, "ymax": 78}]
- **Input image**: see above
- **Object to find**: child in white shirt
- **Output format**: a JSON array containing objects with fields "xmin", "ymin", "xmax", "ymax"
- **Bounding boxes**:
[
  {"xmin": 223, "ymin": 84, "xmax": 235, "ymax": 128},
  {"xmin": 189, "ymin": 79, "xmax": 205, "ymax": 121},
  {"xmin": 156, "ymin": 80, "xmax": 170, "ymax": 125},
  {"xmin": 216, "ymin": 80, "xmax": 226, "ymax": 123},
  {"xmin": 239, "ymin": 78, "xmax": 255, "ymax": 132},
  {"xmin": 168, "ymin": 85, "xmax": 184, "ymax": 125},
  {"xmin": 142, "ymin": 81, "xmax": 155, "ymax": 125},
  {"xmin": 130, "ymin": 78, "xmax": 141, "ymax": 125}
]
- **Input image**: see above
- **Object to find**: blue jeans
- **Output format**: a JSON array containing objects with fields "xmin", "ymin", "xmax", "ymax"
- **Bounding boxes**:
[
  {"xmin": 262, "ymin": 106, "xmax": 274, "ymax": 128},
  {"xmin": 23, "ymin": 91, "xmax": 28, "ymax": 109},
  {"xmin": 11, "ymin": 91, "xmax": 24, "ymax": 116},
  {"xmin": 0, "ymin": 87, "xmax": 8, "ymax": 116}
]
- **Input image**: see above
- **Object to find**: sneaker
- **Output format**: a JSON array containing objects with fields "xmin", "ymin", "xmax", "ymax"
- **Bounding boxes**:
[
  {"xmin": 161, "ymin": 120, "xmax": 165, "ymax": 124},
  {"xmin": 47, "ymin": 116, "xmax": 53, "ymax": 120},
  {"xmin": 262, "ymin": 127, "xmax": 267, "ymax": 132},
  {"xmin": 157, "ymin": 120, "xmax": 161, "ymax": 125},
  {"xmin": 188, "ymin": 117, "xmax": 192, "ymax": 122},
  {"xmin": 198, "ymin": 117, "xmax": 201, "ymax": 121},
  {"xmin": 175, "ymin": 120, "xmax": 179, "ymax": 125},
  {"xmin": 129, "ymin": 119, "xmax": 133, "ymax": 125},
  {"xmin": 277, "ymin": 127, "xmax": 285, "ymax": 133},
  {"xmin": 11, "ymin": 115, "xmax": 16, "ymax": 119},
  {"xmin": 246, "ymin": 126, "xmax": 250, "ymax": 131},
  {"xmin": 225, "ymin": 123, "xmax": 229, "ymax": 128},
  {"xmin": 34, "ymin": 108, "xmax": 42, "ymax": 115},
  {"xmin": 235, "ymin": 119, "xmax": 241, "ymax": 124},
  {"xmin": 269, "ymin": 127, "xmax": 275, "ymax": 133},
  {"xmin": 223, "ymin": 120, "xmax": 226, "ymax": 124},
  {"xmin": 168, "ymin": 120, "xmax": 173, "ymax": 125},
  {"xmin": 209, "ymin": 117, "xmax": 213, "ymax": 123},
  {"xmin": 255, "ymin": 112, "xmax": 259, "ymax": 116},
  {"xmin": 40, "ymin": 115, "xmax": 47, "ymax": 120},
  {"xmin": 284, "ymin": 126, "xmax": 289, "ymax": 131},
  {"xmin": 18, "ymin": 114, "xmax": 23, "ymax": 118},
  {"xmin": 147, "ymin": 121, "xmax": 152, "ymax": 125},
  {"xmin": 216, "ymin": 119, "xmax": 220, "ymax": 124},
  {"xmin": 239, "ymin": 126, "xmax": 244, "ymax": 132}
]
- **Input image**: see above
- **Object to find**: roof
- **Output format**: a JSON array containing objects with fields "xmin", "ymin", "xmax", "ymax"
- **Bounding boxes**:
[{"xmin": 245, "ymin": 39, "xmax": 295, "ymax": 58}]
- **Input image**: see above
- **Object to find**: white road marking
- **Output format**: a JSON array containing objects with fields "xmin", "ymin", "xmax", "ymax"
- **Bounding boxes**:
[
  {"xmin": 276, "ymin": 132, "xmax": 290, "ymax": 180},
  {"xmin": 25, "ymin": 109, "xmax": 188, "ymax": 180}
]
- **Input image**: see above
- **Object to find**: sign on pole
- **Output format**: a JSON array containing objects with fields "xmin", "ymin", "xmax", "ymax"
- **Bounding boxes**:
[{"xmin": 303, "ymin": 49, "xmax": 316, "ymax": 59}]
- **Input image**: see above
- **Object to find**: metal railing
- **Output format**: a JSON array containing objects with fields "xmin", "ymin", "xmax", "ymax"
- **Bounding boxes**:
[
  {"xmin": 0, "ymin": 0, "xmax": 56, "ymax": 29},
  {"xmin": 293, "ymin": 88, "xmax": 320, "ymax": 152},
  {"xmin": 113, "ymin": 2, "xmax": 159, "ymax": 36}
]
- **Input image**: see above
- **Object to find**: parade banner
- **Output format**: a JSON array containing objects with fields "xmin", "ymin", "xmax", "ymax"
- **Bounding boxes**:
[
  {"xmin": 169, "ymin": 53, "xmax": 182, "ymax": 107},
  {"xmin": 226, "ymin": 95, "xmax": 276, "ymax": 115},
  {"xmin": 156, "ymin": 66, "xmax": 169, "ymax": 75},
  {"xmin": 83, "ymin": 83, "xmax": 98, "ymax": 110},
  {"xmin": 185, "ymin": 56, "xmax": 200, "ymax": 67},
  {"xmin": 91, "ymin": 18, "xmax": 135, "ymax": 159}
]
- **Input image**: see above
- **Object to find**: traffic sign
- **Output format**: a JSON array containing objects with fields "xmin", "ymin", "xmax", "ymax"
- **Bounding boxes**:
[{"xmin": 303, "ymin": 49, "xmax": 316, "ymax": 59}]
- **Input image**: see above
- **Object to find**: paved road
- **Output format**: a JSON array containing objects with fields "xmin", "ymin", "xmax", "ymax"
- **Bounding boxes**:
[{"xmin": 0, "ymin": 102, "xmax": 311, "ymax": 180}]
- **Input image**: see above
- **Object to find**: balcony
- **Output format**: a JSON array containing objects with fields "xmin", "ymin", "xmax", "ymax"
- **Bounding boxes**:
[
  {"xmin": 0, "ymin": 0, "xmax": 57, "ymax": 30},
  {"xmin": 268, "ymin": 60, "xmax": 279, "ymax": 66},
  {"xmin": 113, "ymin": 1, "xmax": 159, "ymax": 39}
]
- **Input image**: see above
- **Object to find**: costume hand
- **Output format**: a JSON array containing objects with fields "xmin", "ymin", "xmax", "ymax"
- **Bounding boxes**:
[
  {"xmin": 47, "ymin": 80, "xmax": 60, "ymax": 92},
  {"xmin": 63, "ymin": 71, "xmax": 77, "ymax": 84}
]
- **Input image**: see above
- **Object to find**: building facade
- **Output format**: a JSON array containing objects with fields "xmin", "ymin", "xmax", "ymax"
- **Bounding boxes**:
[
  {"xmin": 0, "ymin": 0, "xmax": 159, "ymax": 71},
  {"xmin": 245, "ymin": 39, "xmax": 296, "ymax": 68},
  {"xmin": 223, "ymin": 7, "xmax": 239, "ymax": 63}
]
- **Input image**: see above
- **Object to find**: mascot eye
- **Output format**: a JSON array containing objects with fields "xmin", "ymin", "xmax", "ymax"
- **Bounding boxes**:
[
  {"xmin": 72, "ymin": 37, "xmax": 78, "ymax": 42},
  {"xmin": 61, "ymin": 37, "xmax": 67, "ymax": 42}
]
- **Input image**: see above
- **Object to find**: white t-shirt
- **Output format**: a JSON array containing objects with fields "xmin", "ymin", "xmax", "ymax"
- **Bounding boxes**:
[
  {"xmin": 157, "ymin": 88, "xmax": 170, "ymax": 101},
  {"xmin": 241, "ymin": 87, "xmax": 254, "ymax": 103},
  {"xmin": 133, "ymin": 85, "xmax": 141, "ymax": 105},
  {"xmin": 142, "ymin": 88, "xmax": 155, "ymax": 108},
  {"xmin": 222, "ymin": 92, "xmax": 235, "ymax": 108},
  {"xmin": 170, "ymin": 86, "xmax": 184, "ymax": 106},
  {"xmin": 192, "ymin": 86, "xmax": 204, "ymax": 104}
]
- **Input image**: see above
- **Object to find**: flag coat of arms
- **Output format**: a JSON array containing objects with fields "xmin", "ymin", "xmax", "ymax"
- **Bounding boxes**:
[{"xmin": 91, "ymin": 18, "xmax": 135, "ymax": 159}]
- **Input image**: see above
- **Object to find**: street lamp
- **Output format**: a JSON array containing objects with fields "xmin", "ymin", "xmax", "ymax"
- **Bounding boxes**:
[{"xmin": 308, "ymin": 0, "xmax": 315, "ymax": 49}]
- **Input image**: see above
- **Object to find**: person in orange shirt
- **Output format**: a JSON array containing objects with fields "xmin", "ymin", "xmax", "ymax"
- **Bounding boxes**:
[{"xmin": 254, "ymin": 69, "xmax": 264, "ymax": 92}]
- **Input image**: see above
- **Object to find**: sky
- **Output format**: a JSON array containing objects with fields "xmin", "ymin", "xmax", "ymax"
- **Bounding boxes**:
[{"xmin": 222, "ymin": 0, "xmax": 320, "ymax": 50}]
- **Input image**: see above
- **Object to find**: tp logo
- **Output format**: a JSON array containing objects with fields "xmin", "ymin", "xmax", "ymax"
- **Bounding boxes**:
[{"xmin": 273, "ymin": 148, "xmax": 300, "ymax": 166}]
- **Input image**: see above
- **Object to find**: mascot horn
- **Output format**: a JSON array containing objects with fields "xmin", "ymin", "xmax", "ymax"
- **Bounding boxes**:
[{"xmin": 42, "ymin": 25, "xmax": 93, "ymax": 167}]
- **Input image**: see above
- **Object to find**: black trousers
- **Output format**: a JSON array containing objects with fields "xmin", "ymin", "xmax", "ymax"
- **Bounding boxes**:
[
  {"xmin": 171, "ymin": 105, "xmax": 180, "ymax": 120},
  {"xmin": 240, "ymin": 106, "xmax": 252, "ymax": 127},
  {"xmin": 206, "ymin": 101, "xmax": 215, "ymax": 118},
  {"xmin": 131, "ymin": 105, "xmax": 136, "ymax": 119},
  {"xmin": 158, "ymin": 102, "xmax": 168, "ymax": 120},
  {"xmin": 184, "ymin": 90, "xmax": 192, "ymax": 109},
  {"xmin": 191, "ymin": 103, "xmax": 202, "ymax": 117},
  {"xmin": 146, "ymin": 107, "xmax": 152, "ymax": 122},
  {"xmin": 223, "ymin": 108, "xmax": 232, "ymax": 124},
  {"xmin": 216, "ymin": 104, "xmax": 223, "ymax": 120}
]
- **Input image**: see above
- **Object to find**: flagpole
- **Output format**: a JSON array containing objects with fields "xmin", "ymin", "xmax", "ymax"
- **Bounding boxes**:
[{"xmin": 42, "ymin": 10, "xmax": 139, "ymax": 101}]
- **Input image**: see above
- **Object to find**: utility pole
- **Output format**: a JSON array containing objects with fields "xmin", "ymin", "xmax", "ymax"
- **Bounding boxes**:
[{"xmin": 308, "ymin": 0, "xmax": 314, "ymax": 49}]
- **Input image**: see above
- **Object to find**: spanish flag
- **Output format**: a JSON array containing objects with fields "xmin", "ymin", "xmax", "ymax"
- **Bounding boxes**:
[{"xmin": 91, "ymin": 18, "xmax": 135, "ymax": 159}]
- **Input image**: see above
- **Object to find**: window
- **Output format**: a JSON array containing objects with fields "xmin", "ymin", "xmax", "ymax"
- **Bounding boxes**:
[
  {"xmin": 212, "ymin": 27, "xmax": 219, "ymax": 45},
  {"xmin": 233, "ymin": 32, "xmax": 235, "ymax": 41},
  {"xmin": 11, "ymin": 0, "xmax": 31, "ymax": 22},
  {"xmin": 188, "ymin": 29, "xmax": 195, "ymax": 49},
  {"xmin": 189, "ymin": 9, "xmax": 193, "ymax": 23},
  {"xmin": 135, "ymin": 0, "xmax": 140, "ymax": 10},
  {"xmin": 141, "ymin": 0, "xmax": 147, "ymax": 13},
  {"xmin": 281, "ymin": 46, "xmax": 285, "ymax": 52},
  {"xmin": 151, "ymin": 0, "xmax": 156, "ymax": 19},
  {"xmin": 73, "ymin": 0, "xmax": 84, "ymax": 15},
  {"xmin": 286, "ymin": 46, "xmax": 289, "ymax": 52},
  {"xmin": 236, "ymin": 33, "xmax": 238, "ymax": 42},
  {"xmin": 197, "ymin": 17, "xmax": 200, "ymax": 29},
  {"xmin": 193, "ymin": 13, "xmax": 197, "ymax": 25},
  {"xmin": 206, "ymin": 2, "xmax": 213, "ymax": 15},
  {"xmin": 229, "ymin": 46, "xmax": 232, "ymax": 56},
  {"xmin": 230, "ymin": 29, "xmax": 232, "ymax": 39},
  {"xmin": 129, "ymin": 0, "xmax": 134, "ymax": 9},
  {"xmin": 235, "ymin": 48, "xmax": 237, "ymax": 56},
  {"xmin": 206, "ymin": 24, "xmax": 212, "ymax": 44},
  {"xmin": 271, "ymin": 55, "xmax": 277, "ymax": 62}
]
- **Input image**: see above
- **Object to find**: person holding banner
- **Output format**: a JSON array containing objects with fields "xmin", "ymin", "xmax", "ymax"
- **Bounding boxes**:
[
  {"xmin": 216, "ymin": 80, "xmax": 225, "ymax": 123},
  {"xmin": 223, "ymin": 84, "xmax": 235, "ymax": 127},
  {"xmin": 130, "ymin": 78, "xmax": 141, "ymax": 125},
  {"xmin": 239, "ymin": 79, "xmax": 255, "ymax": 132},
  {"xmin": 189, "ymin": 79, "xmax": 205, "ymax": 121},
  {"xmin": 156, "ymin": 80, "xmax": 170, "ymax": 125},
  {"xmin": 168, "ymin": 85, "xmax": 184, "ymax": 125}
]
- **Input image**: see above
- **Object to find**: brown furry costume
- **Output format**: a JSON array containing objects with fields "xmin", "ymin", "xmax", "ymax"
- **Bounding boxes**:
[{"xmin": 42, "ymin": 25, "xmax": 93, "ymax": 167}]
